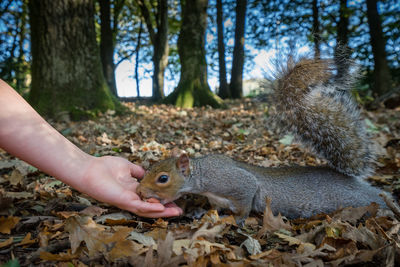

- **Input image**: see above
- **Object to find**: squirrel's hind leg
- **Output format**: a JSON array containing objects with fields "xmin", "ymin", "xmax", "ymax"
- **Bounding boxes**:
[{"xmin": 232, "ymin": 200, "xmax": 252, "ymax": 227}]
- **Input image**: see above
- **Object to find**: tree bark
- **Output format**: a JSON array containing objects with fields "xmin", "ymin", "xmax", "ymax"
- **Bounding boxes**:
[
  {"xmin": 135, "ymin": 22, "xmax": 143, "ymax": 98},
  {"xmin": 166, "ymin": 0, "xmax": 222, "ymax": 108},
  {"xmin": 137, "ymin": 0, "xmax": 168, "ymax": 100},
  {"xmin": 28, "ymin": 0, "xmax": 115, "ymax": 119},
  {"xmin": 99, "ymin": 0, "xmax": 118, "ymax": 97},
  {"xmin": 366, "ymin": 0, "xmax": 392, "ymax": 96},
  {"xmin": 312, "ymin": 0, "xmax": 321, "ymax": 59},
  {"xmin": 230, "ymin": 0, "xmax": 247, "ymax": 99},
  {"xmin": 334, "ymin": 0, "xmax": 351, "ymax": 80},
  {"xmin": 216, "ymin": 0, "xmax": 229, "ymax": 99},
  {"xmin": 16, "ymin": 0, "xmax": 28, "ymax": 92}
]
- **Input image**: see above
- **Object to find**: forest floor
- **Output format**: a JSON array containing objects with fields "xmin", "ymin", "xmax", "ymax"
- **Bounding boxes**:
[{"xmin": 1, "ymin": 99, "xmax": 400, "ymax": 266}]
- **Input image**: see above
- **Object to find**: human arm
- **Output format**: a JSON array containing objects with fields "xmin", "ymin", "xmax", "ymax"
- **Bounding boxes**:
[{"xmin": 0, "ymin": 79, "xmax": 182, "ymax": 217}]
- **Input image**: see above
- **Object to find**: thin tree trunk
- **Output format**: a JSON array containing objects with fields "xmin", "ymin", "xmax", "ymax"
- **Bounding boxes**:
[
  {"xmin": 216, "ymin": 0, "xmax": 229, "ymax": 99},
  {"xmin": 137, "ymin": 0, "xmax": 168, "ymax": 101},
  {"xmin": 152, "ymin": 0, "xmax": 168, "ymax": 100},
  {"xmin": 29, "ymin": 0, "xmax": 115, "ymax": 119},
  {"xmin": 135, "ymin": 22, "xmax": 143, "ymax": 98},
  {"xmin": 312, "ymin": 0, "xmax": 321, "ymax": 59},
  {"xmin": 16, "ymin": 0, "xmax": 27, "ymax": 92},
  {"xmin": 166, "ymin": 0, "xmax": 221, "ymax": 108},
  {"xmin": 366, "ymin": 0, "xmax": 392, "ymax": 96},
  {"xmin": 99, "ymin": 0, "xmax": 118, "ymax": 97},
  {"xmin": 334, "ymin": 0, "xmax": 350, "ymax": 80},
  {"xmin": 230, "ymin": 0, "xmax": 247, "ymax": 99}
]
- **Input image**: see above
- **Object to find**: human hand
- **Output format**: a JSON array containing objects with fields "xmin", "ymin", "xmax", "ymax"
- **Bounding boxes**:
[{"xmin": 78, "ymin": 156, "xmax": 183, "ymax": 218}]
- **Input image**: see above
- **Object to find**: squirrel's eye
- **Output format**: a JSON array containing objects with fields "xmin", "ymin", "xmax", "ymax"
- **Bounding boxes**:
[{"xmin": 157, "ymin": 174, "xmax": 169, "ymax": 184}]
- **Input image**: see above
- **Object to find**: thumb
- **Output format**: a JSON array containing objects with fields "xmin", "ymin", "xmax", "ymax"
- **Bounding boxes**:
[{"xmin": 129, "ymin": 162, "xmax": 145, "ymax": 179}]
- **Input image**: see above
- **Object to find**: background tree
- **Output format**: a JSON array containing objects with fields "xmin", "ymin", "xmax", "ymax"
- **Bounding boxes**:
[
  {"xmin": 334, "ymin": 0, "xmax": 350, "ymax": 79},
  {"xmin": 312, "ymin": 0, "xmax": 321, "ymax": 58},
  {"xmin": 166, "ymin": 0, "xmax": 222, "ymax": 108},
  {"xmin": 99, "ymin": 0, "xmax": 125, "ymax": 97},
  {"xmin": 137, "ymin": 0, "xmax": 169, "ymax": 100},
  {"xmin": 135, "ymin": 22, "xmax": 143, "ymax": 98},
  {"xmin": 216, "ymin": 0, "xmax": 229, "ymax": 99},
  {"xmin": 365, "ymin": 0, "xmax": 393, "ymax": 96},
  {"xmin": 28, "ymin": 0, "xmax": 115, "ymax": 119},
  {"xmin": 229, "ymin": 0, "xmax": 247, "ymax": 99}
]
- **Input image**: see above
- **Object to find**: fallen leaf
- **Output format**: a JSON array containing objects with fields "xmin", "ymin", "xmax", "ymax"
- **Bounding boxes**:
[
  {"xmin": 0, "ymin": 216, "xmax": 20, "ymax": 234},
  {"xmin": 18, "ymin": 232, "xmax": 37, "ymax": 246},
  {"xmin": 240, "ymin": 236, "xmax": 262, "ymax": 255},
  {"xmin": 108, "ymin": 240, "xmax": 145, "ymax": 261},
  {"xmin": 129, "ymin": 231, "xmax": 156, "ymax": 247},
  {"xmin": 257, "ymin": 198, "xmax": 291, "ymax": 238},
  {"xmin": 79, "ymin": 206, "xmax": 107, "ymax": 217},
  {"xmin": 275, "ymin": 232, "xmax": 316, "ymax": 251},
  {"xmin": 0, "ymin": 237, "xmax": 13, "ymax": 248},
  {"xmin": 192, "ymin": 222, "xmax": 226, "ymax": 241},
  {"xmin": 65, "ymin": 215, "xmax": 107, "ymax": 256},
  {"xmin": 9, "ymin": 169, "xmax": 24, "ymax": 186},
  {"xmin": 40, "ymin": 250, "xmax": 78, "ymax": 261}
]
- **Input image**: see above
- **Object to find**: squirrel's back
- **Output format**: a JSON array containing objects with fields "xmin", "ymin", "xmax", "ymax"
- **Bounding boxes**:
[{"xmin": 272, "ymin": 58, "xmax": 375, "ymax": 178}]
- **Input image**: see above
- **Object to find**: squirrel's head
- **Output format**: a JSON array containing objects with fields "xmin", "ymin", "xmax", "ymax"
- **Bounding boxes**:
[{"xmin": 136, "ymin": 153, "xmax": 191, "ymax": 204}]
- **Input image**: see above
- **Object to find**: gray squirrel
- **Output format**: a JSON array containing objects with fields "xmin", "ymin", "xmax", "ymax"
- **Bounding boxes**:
[{"xmin": 136, "ymin": 58, "xmax": 387, "ymax": 225}]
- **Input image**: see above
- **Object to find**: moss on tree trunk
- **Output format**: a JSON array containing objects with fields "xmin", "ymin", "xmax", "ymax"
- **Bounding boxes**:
[
  {"xmin": 28, "ymin": 0, "xmax": 116, "ymax": 120},
  {"xmin": 165, "ymin": 0, "xmax": 222, "ymax": 108}
]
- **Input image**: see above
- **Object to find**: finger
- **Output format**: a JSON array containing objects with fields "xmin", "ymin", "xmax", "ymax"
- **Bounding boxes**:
[
  {"xmin": 129, "ymin": 163, "xmax": 145, "ymax": 179},
  {"xmin": 130, "ymin": 200, "xmax": 166, "ymax": 212},
  {"xmin": 136, "ymin": 207, "xmax": 183, "ymax": 218}
]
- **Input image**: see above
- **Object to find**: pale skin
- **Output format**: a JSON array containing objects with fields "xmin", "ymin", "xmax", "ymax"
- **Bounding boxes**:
[{"xmin": 0, "ymin": 80, "xmax": 182, "ymax": 218}]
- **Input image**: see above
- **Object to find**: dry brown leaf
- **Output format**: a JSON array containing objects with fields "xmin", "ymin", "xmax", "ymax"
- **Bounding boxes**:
[
  {"xmin": 40, "ymin": 250, "xmax": 78, "ymax": 261},
  {"xmin": 0, "ymin": 216, "xmax": 20, "ymax": 234},
  {"xmin": 0, "ymin": 237, "xmax": 13, "ymax": 248},
  {"xmin": 65, "ymin": 215, "xmax": 107, "ymax": 256},
  {"xmin": 332, "ymin": 203, "xmax": 379, "ymax": 224},
  {"xmin": 108, "ymin": 239, "xmax": 144, "ymax": 262},
  {"xmin": 192, "ymin": 222, "xmax": 226, "ymax": 241},
  {"xmin": 145, "ymin": 227, "xmax": 167, "ymax": 241},
  {"xmin": 79, "ymin": 206, "xmax": 107, "ymax": 217},
  {"xmin": 18, "ymin": 232, "xmax": 37, "ymax": 246},
  {"xmin": 275, "ymin": 232, "xmax": 316, "ymax": 252},
  {"xmin": 257, "ymin": 198, "xmax": 291, "ymax": 238},
  {"xmin": 9, "ymin": 169, "xmax": 24, "ymax": 186}
]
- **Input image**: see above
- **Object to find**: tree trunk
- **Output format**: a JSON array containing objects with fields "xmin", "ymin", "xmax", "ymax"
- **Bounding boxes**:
[
  {"xmin": 137, "ymin": 0, "xmax": 168, "ymax": 101},
  {"xmin": 135, "ymin": 22, "xmax": 143, "ymax": 98},
  {"xmin": 16, "ymin": 0, "xmax": 27, "ymax": 92},
  {"xmin": 28, "ymin": 0, "xmax": 115, "ymax": 119},
  {"xmin": 334, "ymin": 0, "xmax": 350, "ymax": 80},
  {"xmin": 99, "ymin": 0, "xmax": 118, "ymax": 97},
  {"xmin": 166, "ymin": 0, "xmax": 222, "ymax": 108},
  {"xmin": 152, "ymin": 0, "xmax": 168, "ymax": 100},
  {"xmin": 312, "ymin": 0, "xmax": 321, "ymax": 59},
  {"xmin": 230, "ymin": 0, "xmax": 247, "ymax": 99},
  {"xmin": 216, "ymin": 0, "xmax": 229, "ymax": 99},
  {"xmin": 366, "ymin": 0, "xmax": 392, "ymax": 96}
]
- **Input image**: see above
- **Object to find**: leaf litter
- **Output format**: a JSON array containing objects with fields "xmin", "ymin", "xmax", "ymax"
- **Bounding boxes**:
[{"xmin": 0, "ymin": 99, "xmax": 399, "ymax": 266}]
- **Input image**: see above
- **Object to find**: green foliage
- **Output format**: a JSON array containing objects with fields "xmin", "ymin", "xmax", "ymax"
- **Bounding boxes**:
[{"xmin": 1, "ymin": 259, "xmax": 20, "ymax": 267}]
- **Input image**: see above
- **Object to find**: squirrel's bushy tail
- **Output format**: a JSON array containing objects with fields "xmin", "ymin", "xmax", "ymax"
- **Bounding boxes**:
[{"xmin": 273, "ymin": 57, "xmax": 375, "ymax": 178}]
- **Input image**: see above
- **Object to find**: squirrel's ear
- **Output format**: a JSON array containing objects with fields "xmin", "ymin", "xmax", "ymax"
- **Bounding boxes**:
[
  {"xmin": 171, "ymin": 147, "xmax": 183, "ymax": 158},
  {"xmin": 176, "ymin": 153, "xmax": 190, "ymax": 176}
]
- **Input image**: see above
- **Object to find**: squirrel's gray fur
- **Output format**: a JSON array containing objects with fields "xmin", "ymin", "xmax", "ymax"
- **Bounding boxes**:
[
  {"xmin": 137, "ymin": 57, "xmax": 387, "ymax": 225},
  {"xmin": 272, "ymin": 57, "xmax": 375, "ymax": 178}
]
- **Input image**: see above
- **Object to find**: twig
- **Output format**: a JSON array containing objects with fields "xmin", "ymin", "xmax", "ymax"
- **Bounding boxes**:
[{"xmin": 380, "ymin": 193, "xmax": 400, "ymax": 221}]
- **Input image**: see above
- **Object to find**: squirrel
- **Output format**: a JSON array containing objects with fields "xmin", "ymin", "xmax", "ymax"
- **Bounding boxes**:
[{"xmin": 136, "ymin": 57, "xmax": 387, "ymax": 225}]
